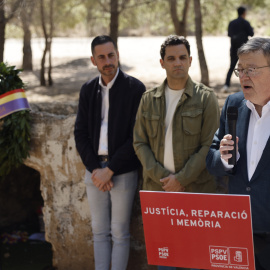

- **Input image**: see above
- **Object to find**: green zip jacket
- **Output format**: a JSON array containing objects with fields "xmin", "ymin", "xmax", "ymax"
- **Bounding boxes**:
[{"xmin": 133, "ymin": 77, "xmax": 220, "ymax": 192}]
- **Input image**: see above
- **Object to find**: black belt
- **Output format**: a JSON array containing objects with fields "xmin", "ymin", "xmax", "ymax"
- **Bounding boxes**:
[{"xmin": 98, "ymin": 155, "xmax": 109, "ymax": 162}]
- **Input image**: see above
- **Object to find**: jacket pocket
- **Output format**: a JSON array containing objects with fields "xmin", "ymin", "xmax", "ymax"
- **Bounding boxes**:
[
  {"xmin": 143, "ymin": 112, "xmax": 160, "ymax": 138},
  {"xmin": 182, "ymin": 109, "xmax": 203, "ymax": 150},
  {"xmin": 182, "ymin": 109, "xmax": 203, "ymax": 135}
]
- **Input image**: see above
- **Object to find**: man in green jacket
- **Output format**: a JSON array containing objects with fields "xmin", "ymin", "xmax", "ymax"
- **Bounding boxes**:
[{"xmin": 134, "ymin": 35, "xmax": 220, "ymax": 196}]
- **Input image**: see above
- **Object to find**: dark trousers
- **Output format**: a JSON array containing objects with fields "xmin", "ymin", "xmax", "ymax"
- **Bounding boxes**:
[
  {"xmin": 254, "ymin": 233, "xmax": 270, "ymax": 270},
  {"xmin": 225, "ymin": 46, "xmax": 238, "ymax": 87}
]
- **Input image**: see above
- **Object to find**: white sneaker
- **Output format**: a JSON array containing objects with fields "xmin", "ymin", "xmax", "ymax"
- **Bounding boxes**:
[{"xmin": 221, "ymin": 85, "xmax": 230, "ymax": 93}]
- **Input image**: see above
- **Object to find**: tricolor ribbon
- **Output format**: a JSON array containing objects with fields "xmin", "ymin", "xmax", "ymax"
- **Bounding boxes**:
[{"xmin": 0, "ymin": 89, "xmax": 30, "ymax": 119}]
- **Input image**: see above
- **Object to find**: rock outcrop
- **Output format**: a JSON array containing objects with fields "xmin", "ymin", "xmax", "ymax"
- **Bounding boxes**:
[{"xmin": 24, "ymin": 102, "xmax": 151, "ymax": 270}]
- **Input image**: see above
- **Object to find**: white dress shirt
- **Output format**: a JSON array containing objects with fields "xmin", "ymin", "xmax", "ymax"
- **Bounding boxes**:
[
  {"xmin": 98, "ymin": 68, "xmax": 119, "ymax": 155},
  {"xmin": 164, "ymin": 85, "xmax": 184, "ymax": 173},
  {"xmin": 246, "ymin": 100, "xmax": 270, "ymax": 180},
  {"xmin": 222, "ymin": 100, "xmax": 270, "ymax": 181}
]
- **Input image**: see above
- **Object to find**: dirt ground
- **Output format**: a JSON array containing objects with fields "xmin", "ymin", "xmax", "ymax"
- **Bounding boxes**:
[{"xmin": 5, "ymin": 36, "xmax": 241, "ymax": 108}]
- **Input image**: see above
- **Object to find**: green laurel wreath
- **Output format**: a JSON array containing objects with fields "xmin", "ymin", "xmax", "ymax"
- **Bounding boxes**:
[{"xmin": 0, "ymin": 62, "xmax": 31, "ymax": 177}]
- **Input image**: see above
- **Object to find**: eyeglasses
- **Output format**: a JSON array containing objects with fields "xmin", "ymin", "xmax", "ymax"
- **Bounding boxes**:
[{"xmin": 234, "ymin": 66, "xmax": 270, "ymax": 77}]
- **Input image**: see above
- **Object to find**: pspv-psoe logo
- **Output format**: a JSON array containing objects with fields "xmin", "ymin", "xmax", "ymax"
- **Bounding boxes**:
[
  {"xmin": 229, "ymin": 247, "xmax": 249, "ymax": 266},
  {"xmin": 158, "ymin": 247, "xmax": 169, "ymax": 259},
  {"xmin": 209, "ymin": 246, "xmax": 229, "ymax": 264}
]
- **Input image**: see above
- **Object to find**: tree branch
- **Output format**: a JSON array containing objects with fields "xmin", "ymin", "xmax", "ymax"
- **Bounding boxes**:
[
  {"xmin": 6, "ymin": 0, "xmax": 23, "ymax": 22},
  {"xmin": 119, "ymin": 0, "xmax": 129, "ymax": 13},
  {"xmin": 49, "ymin": 0, "xmax": 53, "ymax": 39},
  {"xmin": 40, "ymin": 0, "xmax": 48, "ymax": 40},
  {"xmin": 124, "ymin": 0, "xmax": 156, "ymax": 10},
  {"xmin": 97, "ymin": 0, "xmax": 110, "ymax": 13},
  {"xmin": 181, "ymin": 0, "xmax": 190, "ymax": 24}
]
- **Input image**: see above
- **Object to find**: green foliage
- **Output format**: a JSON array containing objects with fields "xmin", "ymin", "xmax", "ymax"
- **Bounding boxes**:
[
  {"xmin": 120, "ymin": 0, "xmax": 174, "ymax": 36},
  {"xmin": 54, "ymin": 0, "xmax": 88, "ymax": 31},
  {"xmin": 5, "ymin": 24, "xmax": 24, "ymax": 39},
  {"xmin": 0, "ymin": 63, "xmax": 24, "ymax": 95},
  {"xmin": 5, "ymin": 0, "xmax": 270, "ymax": 38},
  {"xmin": 82, "ymin": 0, "xmax": 110, "ymax": 36},
  {"xmin": 0, "ymin": 63, "xmax": 31, "ymax": 176}
]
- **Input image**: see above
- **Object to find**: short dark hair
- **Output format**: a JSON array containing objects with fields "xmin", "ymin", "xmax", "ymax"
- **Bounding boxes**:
[
  {"xmin": 91, "ymin": 35, "xmax": 117, "ymax": 55},
  {"xmin": 237, "ymin": 6, "xmax": 246, "ymax": 16},
  {"xmin": 160, "ymin": 35, "xmax": 190, "ymax": 60},
  {"xmin": 238, "ymin": 37, "xmax": 270, "ymax": 65}
]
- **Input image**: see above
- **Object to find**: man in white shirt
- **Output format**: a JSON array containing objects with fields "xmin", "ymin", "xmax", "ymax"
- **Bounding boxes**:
[
  {"xmin": 134, "ymin": 35, "xmax": 220, "ymax": 270},
  {"xmin": 74, "ymin": 35, "xmax": 145, "ymax": 270},
  {"xmin": 206, "ymin": 37, "xmax": 270, "ymax": 270}
]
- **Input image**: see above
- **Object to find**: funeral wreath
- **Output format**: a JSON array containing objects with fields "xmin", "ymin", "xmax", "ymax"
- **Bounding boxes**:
[{"xmin": 0, "ymin": 62, "xmax": 31, "ymax": 176}]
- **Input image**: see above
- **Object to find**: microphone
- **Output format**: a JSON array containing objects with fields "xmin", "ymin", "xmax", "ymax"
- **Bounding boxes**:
[{"xmin": 227, "ymin": 106, "xmax": 238, "ymax": 165}]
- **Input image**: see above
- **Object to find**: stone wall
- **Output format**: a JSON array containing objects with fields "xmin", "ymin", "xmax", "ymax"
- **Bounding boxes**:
[{"xmin": 24, "ymin": 102, "xmax": 153, "ymax": 270}]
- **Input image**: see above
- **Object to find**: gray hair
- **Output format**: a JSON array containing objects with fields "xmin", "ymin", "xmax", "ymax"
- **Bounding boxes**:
[{"xmin": 237, "ymin": 37, "xmax": 270, "ymax": 65}]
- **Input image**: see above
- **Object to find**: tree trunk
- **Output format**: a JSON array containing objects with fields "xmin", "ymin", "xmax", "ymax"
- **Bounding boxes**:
[
  {"xmin": 180, "ymin": 0, "xmax": 190, "ymax": 37},
  {"xmin": 40, "ymin": 41, "xmax": 48, "ymax": 86},
  {"xmin": 40, "ymin": 0, "xmax": 47, "ymax": 86},
  {"xmin": 193, "ymin": 0, "xmax": 209, "ymax": 86},
  {"xmin": 21, "ymin": 5, "xmax": 33, "ymax": 70},
  {"xmin": 48, "ymin": 42, "xmax": 52, "ymax": 86},
  {"xmin": 48, "ymin": 0, "xmax": 53, "ymax": 86},
  {"xmin": 110, "ymin": 0, "xmax": 119, "ymax": 47},
  {"xmin": 40, "ymin": 0, "xmax": 54, "ymax": 86},
  {"xmin": 0, "ymin": 0, "xmax": 23, "ymax": 63},
  {"xmin": 0, "ymin": 2, "xmax": 6, "ymax": 62},
  {"xmin": 169, "ymin": 0, "xmax": 190, "ymax": 37},
  {"xmin": 169, "ymin": 0, "xmax": 181, "ymax": 35}
]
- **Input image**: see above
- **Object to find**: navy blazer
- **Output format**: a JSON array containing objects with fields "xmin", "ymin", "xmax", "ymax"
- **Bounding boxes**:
[{"xmin": 206, "ymin": 92, "xmax": 270, "ymax": 234}]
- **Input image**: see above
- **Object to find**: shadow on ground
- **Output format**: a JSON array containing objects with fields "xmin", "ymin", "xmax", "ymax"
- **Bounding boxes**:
[
  {"xmin": 0, "ymin": 241, "xmax": 55, "ymax": 270},
  {"xmin": 21, "ymin": 56, "xmax": 241, "ymax": 108},
  {"xmin": 21, "ymin": 58, "xmax": 133, "ymax": 103}
]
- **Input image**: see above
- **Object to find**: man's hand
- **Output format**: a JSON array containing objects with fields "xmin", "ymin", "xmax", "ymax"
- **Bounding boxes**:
[
  {"xmin": 99, "ymin": 182, "xmax": 114, "ymax": 192},
  {"xmin": 92, "ymin": 167, "xmax": 114, "ymax": 192},
  {"xmin": 220, "ymin": 134, "xmax": 239, "ymax": 163},
  {"xmin": 160, "ymin": 174, "xmax": 185, "ymax": 192}
]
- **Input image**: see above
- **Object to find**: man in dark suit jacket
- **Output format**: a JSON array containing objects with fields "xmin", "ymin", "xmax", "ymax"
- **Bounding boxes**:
[
  {"xmin": 222, "ymin": 6, "xmax": 254, "ymax": 93},
  {"xmin": 207, "ymin": 37, "xmax": 270, "ymax": 270}
]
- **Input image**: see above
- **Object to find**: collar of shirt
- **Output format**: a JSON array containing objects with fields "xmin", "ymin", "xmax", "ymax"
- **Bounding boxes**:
[
  {"xmin": 246, "ymin": 100, "xmax": 270, "ymax": 119},
  {"xmin": 166, "ymin": 84, "xmax": 185, "ymax": 93},
  {"xmin": 98, "ymin": 68, "xmax": 119, "ymax": 90}
]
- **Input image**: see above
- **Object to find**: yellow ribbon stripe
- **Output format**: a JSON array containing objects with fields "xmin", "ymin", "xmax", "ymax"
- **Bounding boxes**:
[{"xmin": 0, "ymin": 91, "xmax": 27, "ymax": 105}]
